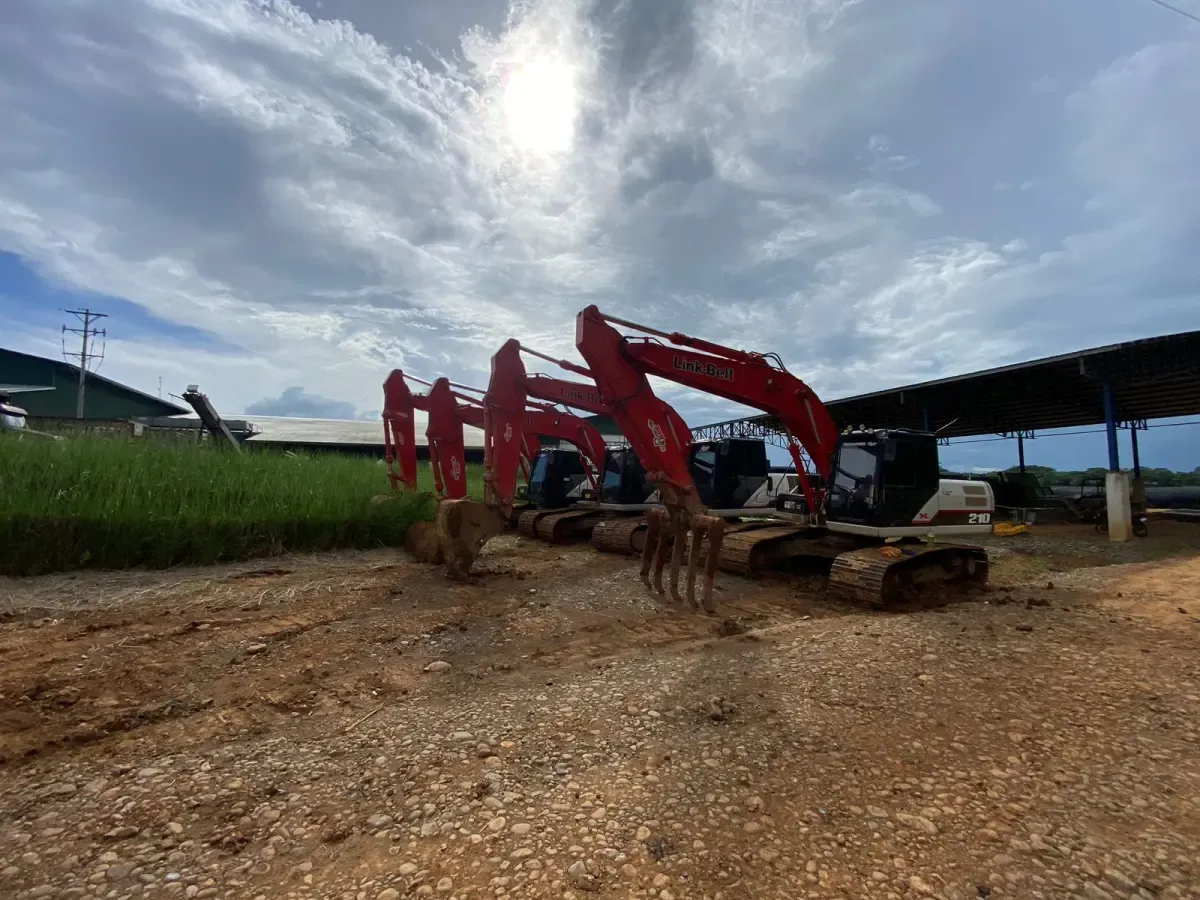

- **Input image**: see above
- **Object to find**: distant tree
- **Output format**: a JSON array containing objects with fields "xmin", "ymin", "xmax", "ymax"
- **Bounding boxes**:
[{"xmin": 993, "ymin": 465, "xmax": 1200, "ymax": 487}]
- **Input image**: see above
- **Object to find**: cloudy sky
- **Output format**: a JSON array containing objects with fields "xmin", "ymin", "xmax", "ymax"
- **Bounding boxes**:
[{"xmin": 1, "ymin": 0, "xmax": 1198, "ymax": 470}]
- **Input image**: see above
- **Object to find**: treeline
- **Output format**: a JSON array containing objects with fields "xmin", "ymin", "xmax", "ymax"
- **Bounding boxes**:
[{"xmin": 1002, "ymin": 465, "xmax": 1200, "ymax": 487}]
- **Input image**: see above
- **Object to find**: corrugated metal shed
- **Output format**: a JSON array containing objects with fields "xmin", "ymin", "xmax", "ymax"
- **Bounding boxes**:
[
  {"xmin": 0, "ymin": 348, "xmax": 187, "ymax": 418},
  {"xmin": 242, "ymin": 413, "xmax": 485, "ymax": 448}
]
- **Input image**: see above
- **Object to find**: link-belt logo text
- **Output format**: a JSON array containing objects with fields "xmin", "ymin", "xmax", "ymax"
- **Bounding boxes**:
[
  {"xmin": 672, "ymin": 355, "xmax": 734, "ymax": 380},
  {"xmin": 558, "ymin": 387, "xmax": 603, "ymax": 406}
]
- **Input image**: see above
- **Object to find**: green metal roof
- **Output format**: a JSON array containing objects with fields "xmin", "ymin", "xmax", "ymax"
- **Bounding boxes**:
[{"xmin": 0, "ymin": 347, "xmax": 188, "ymax": 417}]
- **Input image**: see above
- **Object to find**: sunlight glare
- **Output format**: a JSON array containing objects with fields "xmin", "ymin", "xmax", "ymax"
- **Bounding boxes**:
[{"xmin": 501, "ymin": 59, "xmax": 578, "ymax": 155}]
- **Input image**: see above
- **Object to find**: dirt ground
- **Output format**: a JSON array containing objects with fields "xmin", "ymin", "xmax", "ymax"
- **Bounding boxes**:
[{"xmin": 1, "ymin": 522, "xmax": 1198, "ymax": 900}]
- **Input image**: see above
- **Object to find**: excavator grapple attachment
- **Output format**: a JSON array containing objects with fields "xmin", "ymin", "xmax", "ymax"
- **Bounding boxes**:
[
  {"xmin": 640, "ymin": 507, "xmax": 724, "ymax": 614},
  {"xmin": 435, "ymin": 498, "xmax": 508, "ymax": 578}
]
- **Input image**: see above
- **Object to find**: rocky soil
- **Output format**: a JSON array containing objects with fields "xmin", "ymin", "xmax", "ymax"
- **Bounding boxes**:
[{"xmin": 2, "ymin": 523, "xmax": 1198, "ymax": 900}]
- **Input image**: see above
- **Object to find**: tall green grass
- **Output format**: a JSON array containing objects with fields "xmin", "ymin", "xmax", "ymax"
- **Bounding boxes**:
[{"xmin": 0, "ymin": 435, "xmax": 483, "ymax": 576}]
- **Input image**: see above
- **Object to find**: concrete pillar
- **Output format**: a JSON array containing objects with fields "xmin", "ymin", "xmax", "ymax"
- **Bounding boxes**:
[
  {"xmin": 1106, "ymin": 471, "xmax": 1132, "ymax": 542},
  {"xmin": 1017, "ymin": 434, "xmax": 1026, "ymax": 474}
]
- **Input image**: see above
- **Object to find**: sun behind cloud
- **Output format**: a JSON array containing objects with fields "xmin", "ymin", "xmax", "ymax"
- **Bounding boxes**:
[{"xmin": 500, "ymin": 58, "xmax": 579, "ymax": 154}]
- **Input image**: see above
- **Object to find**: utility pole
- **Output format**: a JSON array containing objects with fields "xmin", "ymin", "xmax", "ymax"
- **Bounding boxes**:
[{"xmin": 62, "ymin": 309, "xmax": 108, "ymax": 419}]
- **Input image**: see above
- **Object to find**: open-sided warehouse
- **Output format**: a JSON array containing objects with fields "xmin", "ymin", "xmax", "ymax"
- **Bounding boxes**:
[{"xmin": 694, "ymin": 330, "xmax": 1200, "ymax": 476}]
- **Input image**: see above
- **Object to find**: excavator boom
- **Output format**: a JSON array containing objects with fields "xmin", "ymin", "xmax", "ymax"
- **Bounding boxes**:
[{"xmin": 620, "ymin": 341, "xmax": 837, "ymax": 484}]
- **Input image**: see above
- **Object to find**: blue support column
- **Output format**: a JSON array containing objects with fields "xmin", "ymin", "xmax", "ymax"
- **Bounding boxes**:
[
  {"xmin": 1102, "ymin": 381, "xmax": 1120, "ymax": 471},
  {"xmin": 923, "ymin": 408, "xmax": 932, "ymax": 432}
]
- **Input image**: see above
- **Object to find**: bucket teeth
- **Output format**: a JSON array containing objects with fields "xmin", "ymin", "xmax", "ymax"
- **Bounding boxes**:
[{"xmin": 637, "ymin": 509, "xmax": 723, "ymax": 613}]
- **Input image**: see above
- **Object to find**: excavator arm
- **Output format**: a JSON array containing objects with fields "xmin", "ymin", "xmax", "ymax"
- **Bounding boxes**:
[
  {"xmin": 496, "ymin": 340, "xmax": 692, "ymax": 444},
  {"xmin": 572, "ymin": 312, "xmax": 701, "ymax": 510},
  {"xmin": 575, "ymin": 305, "xmax": 839, "ymax": 514}
]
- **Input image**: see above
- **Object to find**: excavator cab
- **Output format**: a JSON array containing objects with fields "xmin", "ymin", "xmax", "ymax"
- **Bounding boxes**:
[
  {"xmin": 775, "ymin": 428, "xmax": 946, "ymax": 529},
  {"xmin": 523, "ymin": 447, "xmax": 590, "ymax": 509},
  {"xmin": 689, "ymin": 438, "xmax": 769, "ymax": 510},
  {"xmin": 822, "ymin": 429, "xmax": 942, "ymax": 528},
  {"xmin": 585, "ymin": 447, "xmax": 654, "ymax": 505}
]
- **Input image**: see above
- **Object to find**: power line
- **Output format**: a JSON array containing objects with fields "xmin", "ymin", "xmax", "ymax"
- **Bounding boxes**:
[
  {"xmin": 1141, "ymin": 0, "xmax": 1200, "ymax": 26},
  {"xmin": 944, "ymin": 418, "xmax": 1200, "ymax": 446},
  {"xmin": 61, "ymin": 308, "xmax": 108, "ymax": 419}
]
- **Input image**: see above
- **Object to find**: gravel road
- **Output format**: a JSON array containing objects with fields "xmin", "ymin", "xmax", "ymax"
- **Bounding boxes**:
[{"xmin": 2, "ymin": 527, "xmax": 1198, "ymax": 900}]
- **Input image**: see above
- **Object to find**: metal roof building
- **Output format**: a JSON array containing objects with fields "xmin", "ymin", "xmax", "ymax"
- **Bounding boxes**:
[
  {"xmin": 136, "ymin": 411, "xmax": 624, "ymax": 459},
  {"xmin": 0, "ymin": 347, "xmax": 186, "ymax": 419},
  {"xmin": 693, "ymin": 330, "xmax": 1200, "ymax": 475}
]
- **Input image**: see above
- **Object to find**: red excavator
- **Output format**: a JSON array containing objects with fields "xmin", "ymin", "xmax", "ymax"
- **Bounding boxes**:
[
  {"xmin": 489, "ymin": 339, "xmax": 683, "ymax": 544},
  {"xmin": 434, "ymin": 340, "xmax": 673, "ymax": 575},
  {"xmin": 385, "ymin": 368, "xmax": 616, "ymax": 506},
  {"xmin": 434, "ymin": 340, "xmax": 816, "ymax": 576},
  {"xmin": 383, "ymin": 370, "xmax": 488, "ymax": 501},
  {"xmin": 574, "ymin": 305, "xmax": 994, "ymax": 613},
  {"xmin": 384, "ymin": 367, "xmax": 627, "ymax": 574}
]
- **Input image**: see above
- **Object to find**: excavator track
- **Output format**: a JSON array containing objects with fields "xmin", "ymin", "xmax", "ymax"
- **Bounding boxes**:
[
  {"xmin": 533, "ymin": 509, "xmax": 605, "ymax": 543},
  {"xmin": 516, "ymin": 508, "xmax": 545, "ymax": 539},
  {"xmin": 715, "ymin": 523, "xmax": 828, "ymax": 575},
  {"xmin": 590, "ymin": 516, "xmax": 651, "ymax": 556},
  {"xmin": 827, "ymin": 543, "xmax": 989, "ymax": 608}
]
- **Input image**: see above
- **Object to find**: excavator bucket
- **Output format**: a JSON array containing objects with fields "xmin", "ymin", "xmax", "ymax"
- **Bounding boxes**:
[
  {"xmin": 404, "ymin": 519, "xmax": 444, "ymax": 565},
  {"xmin": 640, "ymin": 507, "xmax": 724, "ymax": 614},
  {"xmin": 435, "ymin": 498, "xmax": 508, "ymax": 578}
]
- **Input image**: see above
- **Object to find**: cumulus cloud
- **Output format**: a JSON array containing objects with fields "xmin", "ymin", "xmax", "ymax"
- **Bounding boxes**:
[
  {"xmin": 245, "ymin": 386, "xmax": 362, "ymax": 419},
  {"xmin": 0, "ymin": 0, "xmax": 1197, "ymax": 429}
]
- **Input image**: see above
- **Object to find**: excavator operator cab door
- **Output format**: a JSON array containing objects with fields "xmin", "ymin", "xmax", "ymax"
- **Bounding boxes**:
[
  {"xmin": 526, "ymin": 448, "xmax": 588, "ymax": 509},
  {"xmin": 876, "ymin": 431, "xmax": 942, "ymax": 526},
  {"xmin": 825, "ymin": 437, "xmax": 881, "ymax": 525},
  {"xmin": 826, "ymin": 430, "xmax": 941, "ymax": 528},
  {"xmin": 598, "ymin": 448, "xmax": 654, "ymax": 504},
  {"xmin": 690, "ymin": 438, "xmax": 769, "ymax": 509}
]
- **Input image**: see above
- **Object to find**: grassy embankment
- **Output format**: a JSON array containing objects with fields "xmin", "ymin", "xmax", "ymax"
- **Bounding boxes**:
[{"xmin": 1, "ymin": 436, "xmax": 483, "ymax": 576}]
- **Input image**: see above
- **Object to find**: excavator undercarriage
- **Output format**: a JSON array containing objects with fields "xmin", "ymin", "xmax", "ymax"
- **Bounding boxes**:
[{"xmin": 679, "ymin": 520, "xmax": 990, "ymax": 607}]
